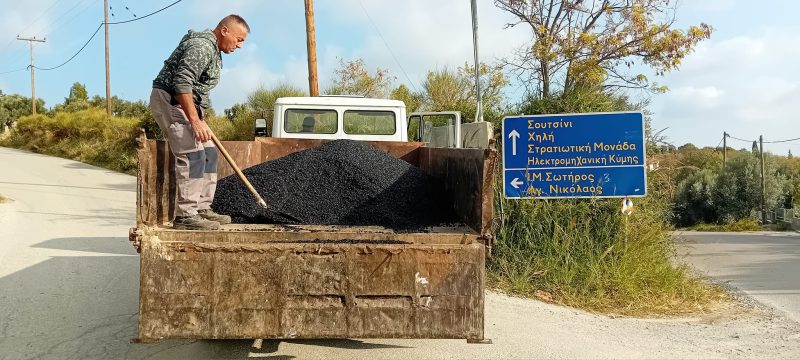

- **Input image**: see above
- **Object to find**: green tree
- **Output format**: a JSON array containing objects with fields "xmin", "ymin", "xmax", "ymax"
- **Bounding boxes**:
[
  {"xmin": 53, "ymin": 83, "xmax": 91, "ymax": 113},
  {"xmin": 673, "ymin": 169, "xmax": 718, "ymax": 226},
  {"xmin": 422, "ymin": 67, "xmax": 471, "ymax": 112},
  {"xmin": 674, "ymin": 146, "xmax": 723, "ymax": 184},
  {"xmin": 224, "ymin": 103, "xmax": 249, "ymax": 120},
  {"xmin": 86, "ymin": 95, "xmax": 150, "ymax": 119},
  {"xmin": 79, "ymin": 94, "xmax": 157, "ymax": 137},
  {"xmin": 0, "ymin": 92, "xmax": 45, "ymax": 131},
  {"xmin": 775, "ymin": 156, "xmax": 800, "ymax": 207},
  {"xmin": 246, "ymin": 83, "xmax": 306, "ymax": 120},
  {"xmin": 713, "ymin": 154, "xmax": 788, "ymax": 223},
  {"xmin": 495, "ymin": 0, "xmax": 713, "ymax": 96},
  {"xmin": 65, "ymin": 82, "xmax": 88, "ymax": 104},
  {"xmin": 326, "ymin": 58, "xmax": 394, "ymax": 98},
  {"xmin": 389, "ymin": 84, "xmax": 423, "ymax": 113},
  {"xmin": 213, "ymin": 84, "xmax": 306, "ymax": 140},
  {"xmin": 420, "ymin": 63, "xmax": 509, "ymax": 123}
]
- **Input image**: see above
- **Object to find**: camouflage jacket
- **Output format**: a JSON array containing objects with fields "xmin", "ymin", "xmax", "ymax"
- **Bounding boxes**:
[{"xmin": 152, "ymin": 30, "xmax": 222, "ymax": 109}]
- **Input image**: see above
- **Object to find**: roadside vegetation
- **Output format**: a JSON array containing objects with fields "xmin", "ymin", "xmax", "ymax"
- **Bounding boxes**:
[
  {"xmin": 657, "ymin": 144, "xmax": 799, "ymax": 230},
  {"xmin": 1, "ymin": 107, "xmax": 140, "ymax": 174},
  {"xmin": 0, "ymin": 193, "xmax": 7, "ymax": 203},
  {"xmin": 687, "ymin": 219, "xmax": 761, "ymax": 232},
  {"xmin": 0, "ymin": 83, "xmax": 161, "ymax": 174},
  {"xmin": 491, "ymin": 194, "xmax": 726, "ymax": 315},
  {"xmin": 0, "ymin": 1, "xmax": 734, "ymax": 316}
]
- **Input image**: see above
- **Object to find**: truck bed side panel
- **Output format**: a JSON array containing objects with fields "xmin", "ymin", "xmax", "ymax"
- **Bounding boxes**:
[{"xmin": 419, "ymin": 147, "xmax": 498, "ymax": 239}]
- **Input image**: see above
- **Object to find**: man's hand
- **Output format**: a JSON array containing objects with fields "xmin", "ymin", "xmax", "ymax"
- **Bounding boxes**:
[
  {"xmin": 174, "ymin": 92, "xmax": 214, "ymax": 143},
  {"xmin": 190, "ymin": 119, "xmax": 213, "ymax": 143}
]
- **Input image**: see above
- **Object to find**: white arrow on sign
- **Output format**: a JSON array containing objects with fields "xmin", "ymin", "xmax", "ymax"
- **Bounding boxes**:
[
  {"xmin": 511, "ymin": 178, "xmax": 523, "ymax": 189},
  {"xmin": 508, "ymin": 129, "xmax": 520, "ymax": 156}
]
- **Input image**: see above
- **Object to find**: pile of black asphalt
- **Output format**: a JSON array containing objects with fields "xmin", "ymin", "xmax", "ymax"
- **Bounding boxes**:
[{"xmin": 211, "ymin": 140, "xmax": 457, "ymax": 230}]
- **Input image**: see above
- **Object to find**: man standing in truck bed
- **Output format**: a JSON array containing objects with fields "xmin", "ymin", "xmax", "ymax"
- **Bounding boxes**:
[{"xmin": 149, "ymin": 14, "xmax": 249, "ymax": 230}]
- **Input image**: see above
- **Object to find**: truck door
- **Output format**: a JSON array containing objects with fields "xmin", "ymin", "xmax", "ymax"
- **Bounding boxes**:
[{"xmin": 408, "ymin": 112, "xmax": 462, "ymax": 148}]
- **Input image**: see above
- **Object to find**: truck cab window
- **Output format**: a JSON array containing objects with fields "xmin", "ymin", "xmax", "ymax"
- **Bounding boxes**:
[
  {"xmin": 285, "ymin": 109, "xmax": 337, "ymax": 134},
  {"xmin": 344, "ymin": 110, "xmax": 396, "ymax": 135}
]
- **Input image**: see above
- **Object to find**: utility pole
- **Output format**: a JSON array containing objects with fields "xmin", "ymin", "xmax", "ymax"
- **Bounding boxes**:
[
  {"xmin": 470, "ymin": 0, "xmax": 483, "ymax": 122},
  {"xmin": 16, "ymin": 36, "xmax": 46, "ymax": 115},
  {"xmin": 760, "ymin": 135, "xmax": 766, "ymax": 224},
  {"xmin": 304, "ymin": 0, "xmax": 319, "ymax": 97},
  {"xmin": 104, "ymin": 0, "xmax": 112, "ymax": 116},
  {"xmin": 723, "ymin": 132, "xmax": 727, "ymax": 168}
]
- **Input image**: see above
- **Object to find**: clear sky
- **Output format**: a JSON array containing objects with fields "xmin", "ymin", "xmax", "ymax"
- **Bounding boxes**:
[{"xmin": 0, "ymin": 0, "xmax": 798, "ymax": 155}]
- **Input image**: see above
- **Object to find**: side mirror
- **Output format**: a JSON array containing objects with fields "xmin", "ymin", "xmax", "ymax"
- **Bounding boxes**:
[{"xmin": 254, "ymin": 118, "xmax": 267, "ymax": 137}]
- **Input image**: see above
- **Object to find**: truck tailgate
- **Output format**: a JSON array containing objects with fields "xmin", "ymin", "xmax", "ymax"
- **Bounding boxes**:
[{"xmin": 133, "ymin": 225, "xmax": 485, "ymax": 341}]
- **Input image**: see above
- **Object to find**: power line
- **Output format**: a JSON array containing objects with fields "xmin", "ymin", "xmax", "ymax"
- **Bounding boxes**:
[
  {"xmin": 764, "ymin": 137, "xmax": 800, "ymax": 144},
  {"xmin": 2, "ymin": 0, "xmax": 99, "ymax": 69},
  {"xmin": 726, "ymin": 134, "xmax": 754, "ymax": 143},
  {"xmin": 27, "ymin": 0, "xmax": 184, "ymax": 71},
  {"xmin": 44, "ymin": 0, "xmax": 99, "ymax": 40},
  {"xmin": 107, "ymin": 0, "xmax": 182, "ymax": 25},
  {"xmin": 0, "ymin": 68, "xmax": 28, "ymax": 75},
  {"xmin": 725, "ymin": 132, "xmax": 800, "ymax": 145},
  {"xmin": 33, "ymin": 0, "xmax": 71, "ymax": 28},
  {"xmin": 357, "ymin": 0, "xmax": 419, "ymax": 92},
  {"xmin": 32, "ymin": 24, "xmax": 103, "ymax": 71}
]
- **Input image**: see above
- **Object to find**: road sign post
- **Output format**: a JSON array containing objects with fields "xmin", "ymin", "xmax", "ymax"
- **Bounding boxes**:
[{"xmin": 502, "ymin": 112, "xmax": 647, "ymax": 199}]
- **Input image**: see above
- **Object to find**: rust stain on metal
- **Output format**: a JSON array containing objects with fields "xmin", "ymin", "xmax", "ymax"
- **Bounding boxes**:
[
  {"xmin": 419, "ymin": 147, "xmax": 498, "ymax": 242},
  {"xmin": 137, "ymin": 234, "xmax": 484, "ymax": 341}
]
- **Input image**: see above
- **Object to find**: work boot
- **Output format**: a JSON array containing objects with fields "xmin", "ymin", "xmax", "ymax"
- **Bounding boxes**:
[
  {"xmin": 198, "ymin": 209, "xmax": 232, "ymax": 225},
  {"xmin": 173, "ymin": 214, "xmax": 220, "ymax": 230}
]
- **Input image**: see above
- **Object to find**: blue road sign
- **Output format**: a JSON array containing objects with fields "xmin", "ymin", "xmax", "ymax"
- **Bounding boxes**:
[{"xmin": 502, "ymin": 112, "xmax": 647, "ymax": 199}]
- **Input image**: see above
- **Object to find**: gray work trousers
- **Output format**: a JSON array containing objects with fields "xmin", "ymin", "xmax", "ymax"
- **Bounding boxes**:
[{"xmin": 149, "ymin": 88, "xmax": 218, "ymax": 217}]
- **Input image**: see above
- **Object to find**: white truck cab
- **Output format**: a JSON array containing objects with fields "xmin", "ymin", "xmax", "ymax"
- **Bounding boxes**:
[
  {"xmin": 270, "ymin": 96, "xmax": 408, "ymax": 142},
  {"xmin": 259, "ymin": 96, "xmax": 490, "ymax": 149}
]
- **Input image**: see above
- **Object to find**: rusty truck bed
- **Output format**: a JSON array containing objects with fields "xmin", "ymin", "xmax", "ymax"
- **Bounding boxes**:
[{"xmin": 131, "ymin": 136, "xmax": 496, "ymax": 342}]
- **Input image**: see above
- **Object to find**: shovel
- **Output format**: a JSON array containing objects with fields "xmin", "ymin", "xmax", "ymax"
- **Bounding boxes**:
[{"xmin": 209, "ymin": 132, "xmax": 301, "ymax": 223}]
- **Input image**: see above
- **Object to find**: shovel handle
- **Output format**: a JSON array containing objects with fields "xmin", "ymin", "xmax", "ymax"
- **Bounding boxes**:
[{"xmin": 209, "ymin": 132, "xmax": 268, "ymax": 208}]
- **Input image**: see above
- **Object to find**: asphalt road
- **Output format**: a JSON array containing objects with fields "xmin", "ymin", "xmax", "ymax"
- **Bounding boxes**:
[
  {"xmin": 1, "ymin": 146, "xmax": 799, "ymax": 359},
  {"xmin": 677, "ymin": 231, "xmax": 800, "ymax": 323}
]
